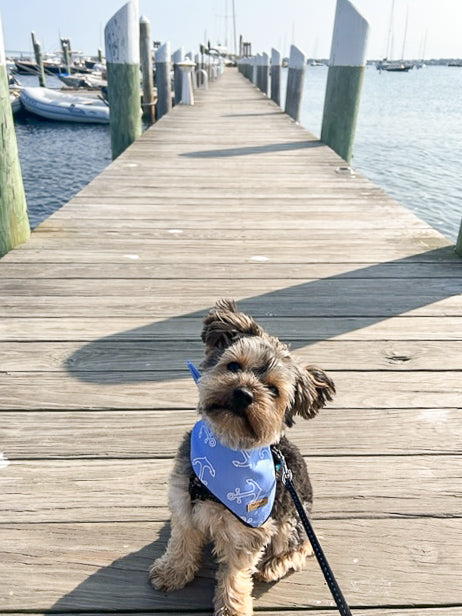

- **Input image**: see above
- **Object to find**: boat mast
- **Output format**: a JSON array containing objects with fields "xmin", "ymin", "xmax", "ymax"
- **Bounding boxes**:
[
  {"xmin": 400, "ymin": 5, "xmax": 409, "ymax": 61},
  {"xmin": 386, "ymin": 0, "xmax": 395, "ymax": 59}
]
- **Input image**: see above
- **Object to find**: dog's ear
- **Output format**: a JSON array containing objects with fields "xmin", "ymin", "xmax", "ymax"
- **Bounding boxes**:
[
  {"xmin": 201, "ymin": 298, "xmax": 264, "ymax": 353},
  {"xmin": 285, "ymin": 366, "xmax": 335, "ymax": 427}
]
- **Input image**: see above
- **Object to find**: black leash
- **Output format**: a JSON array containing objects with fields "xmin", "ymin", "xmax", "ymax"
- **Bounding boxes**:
[{"xmin": 271, "ymin": 447, "xmax": 353, "ymax": 616}]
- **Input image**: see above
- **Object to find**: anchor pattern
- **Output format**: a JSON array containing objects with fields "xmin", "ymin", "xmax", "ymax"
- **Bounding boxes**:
[
  {"xmin": 191, "ymin": 456, "xmax": 215, "ymax": 485},
  {"xmin": 190, "ymin": 419, "xmax": 276, "ymax": 527}
]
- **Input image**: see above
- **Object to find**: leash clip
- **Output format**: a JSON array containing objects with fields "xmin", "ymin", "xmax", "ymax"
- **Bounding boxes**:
[{"xmin": 271, "ymin": 446, "xmax": 292, "ymax": 486}]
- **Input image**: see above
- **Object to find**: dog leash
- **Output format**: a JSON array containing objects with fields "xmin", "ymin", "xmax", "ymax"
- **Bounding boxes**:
[{"xmin": 271, "ymin": 446, "xmax": 353, "ymax": 616}]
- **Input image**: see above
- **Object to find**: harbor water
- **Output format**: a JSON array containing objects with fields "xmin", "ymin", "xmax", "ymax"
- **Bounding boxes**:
[{"xmin": 13, "ymin": 67, "xmax": 462, "ymax": 241}]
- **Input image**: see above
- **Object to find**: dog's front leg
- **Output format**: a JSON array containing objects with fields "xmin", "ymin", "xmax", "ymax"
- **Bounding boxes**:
[
  {"xmin": 149, "ymin": 514, "xmax": 205, "ymax": 592},
  {"xmin": 213, "ymin": 528, "xmax": 268, "ymax": 616}
]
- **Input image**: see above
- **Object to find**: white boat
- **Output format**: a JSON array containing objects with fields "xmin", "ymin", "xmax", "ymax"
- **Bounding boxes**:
[
  {"xmin": 10, "ymin": 90, "xmax": 22, "ymax": 115},
  {"xmin": 20, "ymin": 87, "xmax": 110, "ymax": 124}
]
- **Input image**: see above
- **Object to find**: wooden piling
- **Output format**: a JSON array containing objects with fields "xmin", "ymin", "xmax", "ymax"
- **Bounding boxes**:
[
  {"xmin": 270, "ymin": 48, "xmax": 281, "ymax": 106},
  {"xmin": 30, "ymin": 32, "xmax": 46, "ymax": 87},
  {"xmin": 139, "ymin": 15, "xmax": 155, "ymax": 124},
  {"xmin": 456, "ymin": 223, "xmax": 462, "ymax": 257},
  {"xmin": 172, "ymin": 47, "xmax": 184, "ymax": 106},
  {"xmin": 321, "ymin": 0, "xmax": 369, "ymax": 163},
  {"xmin": 61, "ymin": 39, "xmax": 71, "ymax": 74},
  {"xmin": 155, "ymin": 42, "xmax": 172, "ymax": 120},
  {"xmin": 257, "ymin": 52, "xmax": 269, "ymax": 96},
  {"xmin": 104, "ymin": 0, "xmax": 142, "ymax": 160},
  {"xmin": 0, "ymin": 13, "xmax": 30, "ymax": 256},
  {"xmin": 97, "ymin": 48, "xmax": 103, "ymax": 63},
  {"xmin": 284, "ymin": 44, "xmax": 306, "ymax": 121}
]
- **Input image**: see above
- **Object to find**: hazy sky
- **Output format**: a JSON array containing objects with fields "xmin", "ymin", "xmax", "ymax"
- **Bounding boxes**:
[{"xmin": 1, "ymin": 0, "xmax": 460, "ymax": 60}]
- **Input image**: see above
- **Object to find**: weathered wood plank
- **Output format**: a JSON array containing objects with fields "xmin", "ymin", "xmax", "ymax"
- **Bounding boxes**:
[
  {"xmin": 1, "ymin": 520, "xmax": 461, "ymax": 610},
  {"xmin": 1, "ymin": 316, "xmax": 461, "ymax": 341},
  {"xmin": 1, "ymin": 261, "xmax": 461, "ymax": 279},
  {"xmin": 0, "ymin": 371, "xmax": 461, "ymax": 409},
  {"xmin": 4, "ymin": 611, "xmax": 461, "ymax": 616},
  {"xmin": 1, "ymin": 340, "xmax": 462, "ymax": 371},
  {"xmin": 2, "ymin": 455, "xmax": 461, "ymax": 522},
  {"xmin": 2, "ymin": 409, "xmax": 460, "ymax": 459}
]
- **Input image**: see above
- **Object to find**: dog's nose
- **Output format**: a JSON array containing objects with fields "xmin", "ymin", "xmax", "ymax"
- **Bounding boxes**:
[{"xmin": 232, "ymin": 387, "xmax": 254, "ymax": 413}]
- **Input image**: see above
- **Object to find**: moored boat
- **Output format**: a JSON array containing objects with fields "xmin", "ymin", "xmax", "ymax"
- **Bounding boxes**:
[
  {"xmin": 20, "ymin": 87, "xmax": 110, "ymax": 124},
  {"xmin": 10, "ymin": 90, "xmax": 22, "ymax": 115}
]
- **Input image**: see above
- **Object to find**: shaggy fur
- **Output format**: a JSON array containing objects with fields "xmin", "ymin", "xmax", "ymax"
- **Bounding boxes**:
[{"xmin": 149, "ymin": 299, "xmax": 335, "ymax": 616}]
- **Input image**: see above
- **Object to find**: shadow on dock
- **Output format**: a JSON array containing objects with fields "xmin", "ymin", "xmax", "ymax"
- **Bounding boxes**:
[
  {"xmin": 180, "ymin": 139, "xmax": 322, "ymax": 158},
  {"xmin": 65, "ymin": 247, "xmax": 461, "ymax": 385}
]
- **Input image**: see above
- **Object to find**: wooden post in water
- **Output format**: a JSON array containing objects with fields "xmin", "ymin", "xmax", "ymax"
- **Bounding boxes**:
[
  {"xmin": 104, "ymin": 0, "xmax": 142, "ymax": 159},
  {"xmin": 31, "ymin": 31, "xmax": 46, "ymax": 87},
  {"xmin": 321, "ymin": 0, "xmax": 369, "ymax": 163},
  {"xmin": 97, "ymin": 48, "xmax": 103, "ymax": 63},
  {"xmin": 260, "ymin": 52, "xmax": 269, "ymax": 95},
  {"xmin": 61, "ymin": 39, "xmax": 71, "ymax": 74},
  {"xmin": 139, "ymin": 15, "xmax": 154, "ymax": 124},
  {"xmin": 456, "ymin": 223, "xmax": 462, "ymax": 257},
  {"xmin": 270, "ymin": 48, "xmax": 281, "ymax": 106},
  {"xmin": 155, "ymin": 42, "xmax": 172, "ymax": 120},
  {"xmin": 0, "ymin": 13, "xmax": 30, "ymax": 256},
  {"xmin": 172, "ymin": 47, "xmax": 185, "ymax": 106},
  {"xmin": 285, "ymin": 45, "xmax": 306, "ymax": 121},
  {"xmin": 255, "ymin": 53, "xmax": 262, "ymax": 90}
]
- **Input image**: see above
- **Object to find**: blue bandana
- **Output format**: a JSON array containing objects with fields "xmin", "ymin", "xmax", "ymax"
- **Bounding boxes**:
[{"xmin": 190, "ymin": 419, "xmax": 276, "ymax": 527}]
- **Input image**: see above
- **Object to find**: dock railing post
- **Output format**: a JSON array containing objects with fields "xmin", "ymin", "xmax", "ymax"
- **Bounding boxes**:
[
  {"xmin": 155, "ymin": 41, "xmax": 172, "ymax": 119},
  {"xmin": 270, "ymin": 48, "xmax": 281, "ymax": 106},
  {"xmin": 139, "ymin": 15, "xmax": 155, "ymax": 124},
  {"xmin": 456, "ymin": 223, "xmax": 462, "ymax": 257},
  {"xmin": 0, "ymin": 12, "xmax": 30, "ymax": 256},
  {"xmin": 284, "ymin": 45, "xmax": 306, "ymax": 121},
  {"xmin": 105, "ymin": 0, "xmax": 142, "ymax": 160},
  {"xmin": 60, "ymin": 38, "xmax": 71, "ymax": 74},
  {"xmin": 31, "ymin": 31, "xmax": 46, "ymax": 87},
  {"xmin": 172, "ymin": 47, "xmax": 184, "ymax": 105},
  {"xmin": 320, "ymin": 0, "xmax": 369, "ymax": 163},
  {"xmin": 256, "ymin": 53, "xmax": 262, "ymax": 90}
]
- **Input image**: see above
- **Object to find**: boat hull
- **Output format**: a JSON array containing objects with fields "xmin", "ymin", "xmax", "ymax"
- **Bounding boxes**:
[{"xmin": 20, "ymin": 87, "xmax": 110, "ymax": 124}]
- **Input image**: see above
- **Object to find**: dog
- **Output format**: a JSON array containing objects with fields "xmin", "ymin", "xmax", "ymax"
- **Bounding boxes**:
[{"xmin": 149, "ymin": 299, "xmax": 335, "ymax": 616}]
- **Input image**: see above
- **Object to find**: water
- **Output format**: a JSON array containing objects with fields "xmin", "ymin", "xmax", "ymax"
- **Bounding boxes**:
[
  {"xmin": 13, "ymin": 75, "xmax": 111, "ymax": 229},
  {"xmin": 283, "ymin": 65, "xmax": 462, "ymax": 242},
  {"xmin": 13, "ymin": 68, "xmax": 462, "ymax": 241}
]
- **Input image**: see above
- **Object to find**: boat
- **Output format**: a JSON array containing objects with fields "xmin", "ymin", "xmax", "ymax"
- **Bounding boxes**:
[
  {"xmin": 377, "ymin": 1, "xmax": 414, "ymax": 72},
  {"xmin": 10, "ymin": 90, "xmax": 22, "ymax": 115},
  {"xmin": 20, "ymin": 87, "xmax": 110, "ymax": 124},
  {"xmin": 58, "ymin": 72, "xmax": 107, "ymax": 90}
]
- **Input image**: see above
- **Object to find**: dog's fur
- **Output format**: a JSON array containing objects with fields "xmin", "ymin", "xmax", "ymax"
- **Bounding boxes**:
[{"xmin": 149, "ymin": 299, "xmax": 335, "ymax": 616}]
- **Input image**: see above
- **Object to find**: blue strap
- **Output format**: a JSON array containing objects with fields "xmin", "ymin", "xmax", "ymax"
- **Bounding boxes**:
[{"xmin": 187, "ymin": 361, "xmax": 201, "ymax": 385}]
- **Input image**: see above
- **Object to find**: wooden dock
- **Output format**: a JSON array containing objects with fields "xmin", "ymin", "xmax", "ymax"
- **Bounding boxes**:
[{"xmin": 1, "ymin": 68, "xmax": 462, "ymax": 615}]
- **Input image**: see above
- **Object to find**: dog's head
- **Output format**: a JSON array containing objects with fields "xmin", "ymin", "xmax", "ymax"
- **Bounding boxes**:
[{"xmin": 197, "ymin": 299, "xmax": 335, "ymax": 449}]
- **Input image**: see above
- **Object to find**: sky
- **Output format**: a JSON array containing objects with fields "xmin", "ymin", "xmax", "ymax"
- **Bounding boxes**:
[{"xmin": 0, "ymin": 0, "xmax": 461, "ymax": 61}]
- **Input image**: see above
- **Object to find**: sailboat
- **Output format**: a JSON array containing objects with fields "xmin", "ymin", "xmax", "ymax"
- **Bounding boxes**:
[{"xmin": 377, "ymin": 0, "xmax": 413, "ymax": 72}]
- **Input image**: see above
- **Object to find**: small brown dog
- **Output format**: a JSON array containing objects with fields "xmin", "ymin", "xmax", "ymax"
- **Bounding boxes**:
[{"xmin": 149, "ymin": 299, "xmax": 335, "ymax": 616}]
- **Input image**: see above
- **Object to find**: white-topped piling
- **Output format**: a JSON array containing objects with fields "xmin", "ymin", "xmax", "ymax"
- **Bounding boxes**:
[
  {"xmin": 139, "ymin": 15, "xmax": 154, "ymax": 124},
  {"xmin": 172, "ymin": 47, "xmax": 185, "ymax": 105},
  {"xmin": 270, "ymin": 48, "xmax": 281, "ymax": 106},
  {"xmin": 320, "ymin": 0, "xmax": 369, "ymax": 162},
  {"xmin": 104, "ymin": 0, "xmax": 142, "ymax": 159},
  {"xmin": 31, "ymin": 31, "xmax": 46, "ymax": 87},
  {"xmin": 284, "ymin": 45, "xmax": 306, "ymax": 121},
  {"xmin": 0, "ymin": 12, "xmax": 30, "ymax": 256},
  {"xmin": 155, "ymin": 42, "xmax": 172, "ymax": 119}
]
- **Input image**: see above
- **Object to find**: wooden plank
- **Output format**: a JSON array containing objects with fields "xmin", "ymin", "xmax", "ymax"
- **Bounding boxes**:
[
  {"xmin": 1, "ymin": 261, "xmax": 461, "ymax": 279},
  {"xmin": 2, "ymin": 455, "xmax": 462, "ymax": 522},
  {"xmin": 2, "ymin": 340, "xmax": 462, "ymax": 371},
  {"xmin": 4, "ymin": 611, "xmax": 461, "ymax": 616},
  {"xmin": 0, "ymin": 371, "xmax": 461, "ymax": 409},
  {"xmin": 2, "ymin": 408, "xmax": 460, "ymax": 459},
  {"xmin": 1, "ymin": 316, "xmax": 462, "ymax": 341},
  {"xmin": 1, "ymin": 520, "xmax": 461, "ymax": 610}
]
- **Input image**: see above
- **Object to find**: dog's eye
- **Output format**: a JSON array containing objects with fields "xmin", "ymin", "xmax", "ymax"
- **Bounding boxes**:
[
  {"xmin": 227, "ymin": 361, "xmax": 242, "ymax": 373},
  {"xmin": 268, "ymin": 385, "xmax": 279, "ymax": 397}
]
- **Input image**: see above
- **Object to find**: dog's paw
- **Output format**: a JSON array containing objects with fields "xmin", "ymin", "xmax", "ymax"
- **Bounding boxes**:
[{"xmin": 149, "ymin": 558, "xmax": 192, "ymax": 592}]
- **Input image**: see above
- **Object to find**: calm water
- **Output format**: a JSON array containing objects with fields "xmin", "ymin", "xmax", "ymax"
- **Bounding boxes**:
[
  {"xmin": 14, "ymin": 68, "xmax": 462, "ymax": 240},
  {"xmin": 283, "ymin": 65, "xmax": 462, "ymax": 242}
]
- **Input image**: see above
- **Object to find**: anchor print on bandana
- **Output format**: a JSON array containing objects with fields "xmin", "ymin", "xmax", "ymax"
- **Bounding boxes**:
[
  {"xmin": 227, "ymin": 478, "xmax": 263, "ymax": 505},
  {"xmin": 192, "ymin": 456, "xmax": 216, "ymax": 485},
  {"xmin": 199, "ymin": 422, "xmax": 217, "ymax": 447}
]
